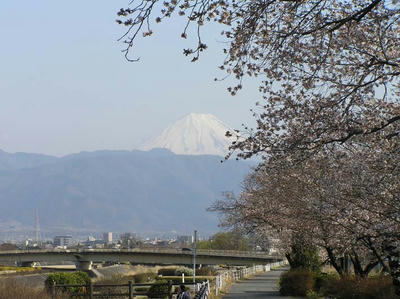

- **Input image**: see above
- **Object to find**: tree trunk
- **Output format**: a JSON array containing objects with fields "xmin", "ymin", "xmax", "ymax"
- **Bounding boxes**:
[
  {"xmin": 341, "ymin": 254, "xmax": 351, "ymax": 275},
  {"xmin": 285, "ymin": 253, "xmax": 294, "ymax": 268},
  {"xmin": 363, "ymin": 260, "xmax": 380, "ymax": 277},
  {"xmin": 349, "ymin": 253, "xmax": 363, "ymax": 277},
  {"xmin": 384, "ymin": 239, "xmax": 400, "ymax": 297},
  {"xmin": 349, "ymin": 250, "xmax": 379, "ymax": 278},
  {"xmin": 366, "ymin": 237, "xmax": 390, "ymax": 274},
  {"xmin": 325, "ymin": 246, "xmax": 344, "ymax": 276}
]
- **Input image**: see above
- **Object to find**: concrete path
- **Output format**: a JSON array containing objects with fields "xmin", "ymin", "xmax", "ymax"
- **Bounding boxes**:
[{"xmin": 222, "ymin": 267, "xmax": 293, "ymax": 299}]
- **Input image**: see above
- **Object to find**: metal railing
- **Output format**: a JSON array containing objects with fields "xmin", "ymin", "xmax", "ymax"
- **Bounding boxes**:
[
  {"xmin": 194, "ymin": 281, "xmax": 210, "ymax": 299},
  {"xmin": 50, "ymin": 280, "xmax": 210, "ymax": 299},
  {"xmin": 48, "ymin": 261, "xmax": 287, "ymax": 298},
  {"xmin": 214, "ymin": 261, "xmax": 286, "ymax": 295}
]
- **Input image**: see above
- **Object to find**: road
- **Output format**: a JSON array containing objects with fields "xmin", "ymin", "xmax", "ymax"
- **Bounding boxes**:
[{"xmin": 222, "ymin": 267, "xmax": 294, "ymax": 299}]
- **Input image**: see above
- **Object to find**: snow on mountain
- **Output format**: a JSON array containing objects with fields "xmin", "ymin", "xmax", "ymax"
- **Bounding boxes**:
[{"xmin": 141, "ymin": 113, "xmax": 236, "ymax": 156}]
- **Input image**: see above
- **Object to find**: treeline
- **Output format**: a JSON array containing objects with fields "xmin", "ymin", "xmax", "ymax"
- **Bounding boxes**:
[{"xmin": 197, "ymin": 231, "xmax": 251, "ymax": 251}]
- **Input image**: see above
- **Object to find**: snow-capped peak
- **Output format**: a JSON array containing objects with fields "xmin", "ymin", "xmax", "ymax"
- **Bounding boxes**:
[{"xmin": 141, "ymin": 113, "xmax": 235, "ymax": 156}]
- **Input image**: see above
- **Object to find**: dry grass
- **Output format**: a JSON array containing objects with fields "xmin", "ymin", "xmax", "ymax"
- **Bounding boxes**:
[
  {"xmin": 94, "ymin": 265, "xmax": 165, "ymax": 282},
  {"xmin": 0, "ymin": 266, "xmax": 183, "ymax": 299},
  {"xmin": 320, "ymin": 275, "xmax": 396, "ymax": 299},
  {"xmin": 206, "ymin": 290, "xmax": 222, "ymax": 299},
  {"xmin": 0, "ymin": 266, "xmax": 41, "ymax": 273},
  {"xmin": 0, "ymin": 278, "xmax": 68, "ymax": 299},
  {"xmin": 211, "ymin": 275, "xmax": 233, "ymax": 299}
]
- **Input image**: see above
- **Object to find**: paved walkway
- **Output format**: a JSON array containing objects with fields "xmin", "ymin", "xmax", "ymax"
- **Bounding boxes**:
[{"xmin": 222, "ymin": 267, "xmax": 293, "ymax": 299}]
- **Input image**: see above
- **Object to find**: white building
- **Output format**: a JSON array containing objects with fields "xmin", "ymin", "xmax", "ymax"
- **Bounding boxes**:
[{"xmin": 103, "ymin": 232, "xmax": 112, "ymax": 244}]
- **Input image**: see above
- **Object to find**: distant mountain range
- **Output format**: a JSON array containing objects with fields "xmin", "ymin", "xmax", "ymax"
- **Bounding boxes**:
[
  {"xmin": 0, "ymin": 149, "xmax": 57, "ymax": 170},
  {"xmin": 0, "ymin": 148, "xmax": 250, "ymax": 236},
  {"xmin": 141, "ymin": 113, "xmax": 236, "ymax": 156}
]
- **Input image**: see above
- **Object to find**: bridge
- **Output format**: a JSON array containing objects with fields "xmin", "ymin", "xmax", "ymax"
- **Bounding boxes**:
[{"xmin": 0, "ymin": 248, "xmax": 282, "ymax": 270}]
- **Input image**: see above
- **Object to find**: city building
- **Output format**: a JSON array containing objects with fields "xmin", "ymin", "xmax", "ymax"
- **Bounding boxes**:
[
  {"xmin": 177, "ymin": 235, "xmax": 194, "ymax": 244},
  {"xmin": 53, "ymin": 236, "xmax": 72, "ymax": 248},
  {"xmin": 103, "ymin": 232, "xmax": 112, "ymax": 244}
]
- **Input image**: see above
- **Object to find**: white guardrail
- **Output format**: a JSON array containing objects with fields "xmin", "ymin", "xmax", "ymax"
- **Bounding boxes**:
[
  {"xmin": 214, "ymin": 260, "xmax": 287, "ymax": 295},
  {"xmin": 194, "ymin": 280, "xmax": 210, "ymax": 299}
]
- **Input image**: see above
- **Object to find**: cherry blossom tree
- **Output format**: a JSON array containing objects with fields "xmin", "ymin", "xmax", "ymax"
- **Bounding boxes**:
[
  {"xmin": 117, "ymin": 0, "xmax": 399, "ymax": 146},
  {"xmin": 210, "ymin": 142, "xmax": 400, "ymax": 283},
  {"xmin": 117, "ymin": 0, "xmax": 400, "ymax": 292}
]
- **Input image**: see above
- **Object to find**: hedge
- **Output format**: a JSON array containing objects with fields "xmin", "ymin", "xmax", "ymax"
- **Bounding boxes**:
[
  {"xmin": 147, "ymin": 279, "xmax": 169, "ymax": 299},
  {"xmin": 174, "ymin": 267, "xmax": 193, "ymax": 276},
  {"xmin": 157, "ymin": 268, "xmax": 176, "ymax": 276}
]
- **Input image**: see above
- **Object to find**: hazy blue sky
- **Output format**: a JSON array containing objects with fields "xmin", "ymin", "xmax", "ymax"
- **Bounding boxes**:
[{"xmin": 0, "ymin": 1, "xmax": 259, "ymax": 156}]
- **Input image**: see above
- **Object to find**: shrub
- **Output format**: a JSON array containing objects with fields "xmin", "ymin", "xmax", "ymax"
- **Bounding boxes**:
[
  {"xmin": 147, "ymin": 279, "xmax": 169, "ymax": 299},
  {"xmin": 287, "ymin": 238, "xmax": 321, "ymax": 272},
  {"xmin": 174, "ymin": 267, "xmax": 193, "ymax": 276},
  {"xmin": 279, "ymin": 269, "xmax": 314, "ymax": 296},
  {"xmin": 313, "ymin": 272, "xmax": 338, "ymax": 292},
  {"xmin": 158, "ymin": 268, "xmax": 176, "ymax": 276},
  {"xmin": 133, "ymin": 272, "xmax": 158, "ymax": 283},
  {"xmin": 45, "ymin": 271, "xmax": 90, "ymax": 293},
  {"xmin": 320, "ymin": 276, "xmax": 396, "ymax": 299},
  {"xmin": 73, "ymin": 271, "xmax": 91, "ymax": 283},
  {"xmin": 306, "ymin": 290, "xmax": 323, "ymax": 299}
]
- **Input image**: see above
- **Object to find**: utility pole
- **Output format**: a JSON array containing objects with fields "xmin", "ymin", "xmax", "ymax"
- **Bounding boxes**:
[
  {"xmin": 35, "ymin": 208, "xmax": 40, "ymax": 244},
  {"xmin": 193, "ymin": 230, "xmax": 197, "ymax": 284}
]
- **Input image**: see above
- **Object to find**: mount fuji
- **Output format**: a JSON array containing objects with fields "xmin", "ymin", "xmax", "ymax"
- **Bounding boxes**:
[{"xmin": 141, "ymin": 113, "xmax": 236, "ymax": 156}]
